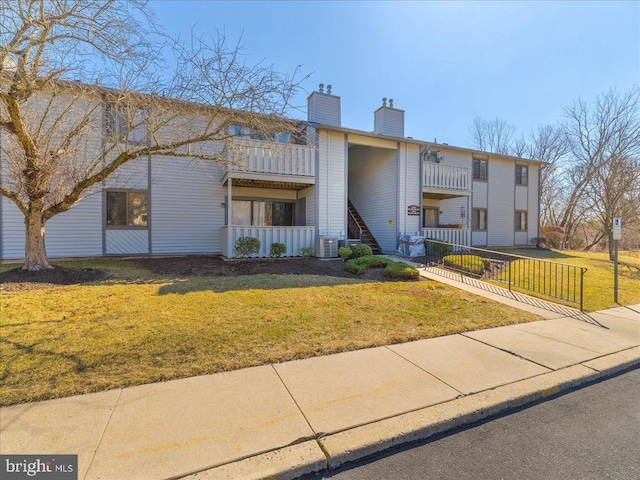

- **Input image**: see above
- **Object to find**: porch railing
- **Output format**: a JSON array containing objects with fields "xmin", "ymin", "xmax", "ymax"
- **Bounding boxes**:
[
  {"xmin": 423, "ymin": 163, "xmax": 469, "ymax": 191},
  {"xmin": 424, "ymin": 239, "xmax": 588, "ymax": 311},
  {"xmin": 422, "ymin": 228, "xmax": 470, "ymax": 247},
  {"xmin": 222, "ymin": 226, "xmax": 315, "ymax": 258},
  {"xmin": 226, "ymin": 138, "xmax": 315, "ymax": 177}
]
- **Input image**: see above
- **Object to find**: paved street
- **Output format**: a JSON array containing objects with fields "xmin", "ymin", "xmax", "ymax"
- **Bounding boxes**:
[{"xmin": 314, "ymin": 368, "xmax": 640, "ymax": 480}]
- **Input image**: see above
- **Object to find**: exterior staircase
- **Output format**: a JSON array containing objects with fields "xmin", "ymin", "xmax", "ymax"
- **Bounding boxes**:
[{"xmin": 347, "ymin": 200, "xmax": 382, "ymax": 254}]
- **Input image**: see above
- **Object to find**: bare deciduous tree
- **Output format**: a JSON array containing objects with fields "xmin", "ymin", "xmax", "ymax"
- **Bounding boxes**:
[
  {"xmin": 468, "ymin": 117, "xmax": 517, "ymax": 155},
  {"xmin": 0, "ymin": 0, "xmax": 304, "ymax": 270}
]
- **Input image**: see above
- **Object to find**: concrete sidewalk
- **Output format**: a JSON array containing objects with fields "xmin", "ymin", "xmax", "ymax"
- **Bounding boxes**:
[{"xmin": 1, "ymin": 294, "xmax": 638, "ymax": 480}]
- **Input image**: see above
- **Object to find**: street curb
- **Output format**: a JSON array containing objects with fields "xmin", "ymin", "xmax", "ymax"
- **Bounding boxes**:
[
  {"xmin": 181, "ymin": 348, "xmax": 639, "ymax": 479},
  {"xmin": 178, "ymin": 441, "xmax": 326, "ymax": 480}
]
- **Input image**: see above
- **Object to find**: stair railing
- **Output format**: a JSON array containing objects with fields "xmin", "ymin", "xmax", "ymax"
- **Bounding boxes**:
[{"xmin": 347, "ymin": 208, "xmax": 362, "ymax": 240}]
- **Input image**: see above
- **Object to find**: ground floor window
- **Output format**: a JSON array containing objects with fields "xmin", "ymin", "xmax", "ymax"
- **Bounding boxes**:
[
  {"xmin": 423, "ymin": 207, "xmax": 439, "ymax": 228},
  {"xmin": 515, "ymin": 211, "xmax": 527, "ymax": 231},
  {"xmin": 106, "ymin": 191, "xmax": 148, "ymax": 227},
  {"xmin": 472, "ymin": 208, "xmax": 487, "ymax": 231},
  {"xmin": 232, "ymin": 199, "xmax": 294, "ymax": 226}
]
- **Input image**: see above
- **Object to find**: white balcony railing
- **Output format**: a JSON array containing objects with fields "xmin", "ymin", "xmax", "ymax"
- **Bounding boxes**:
[
  {"xmin": 226, "ymin": 138, "xmax": 315, "ymax": 177},
  {"xmin": 222, "ymin": 226, "xmax": 316, "ymax": 258},
  {"xmin": 423, "ymin": 163, "xmax": 469, "ymax": 191},
  {"xmin": 422, "ymin": 228, "xmax": 470, "ymax": 246}
]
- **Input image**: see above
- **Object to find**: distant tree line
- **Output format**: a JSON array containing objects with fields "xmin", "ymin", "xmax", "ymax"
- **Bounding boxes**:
[{"xmin": 469, "ymin": 86, "xmax": 640, "ymax": 259}]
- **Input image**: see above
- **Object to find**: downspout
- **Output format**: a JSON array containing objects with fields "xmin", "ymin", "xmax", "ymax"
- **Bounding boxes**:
[
  {"xmin": 419, "ymin": 145, "xmax": 428, "ymax": 236},
  {"xmin": 537, "ymin": 163, "xmax": 542, "ymax": 249}
]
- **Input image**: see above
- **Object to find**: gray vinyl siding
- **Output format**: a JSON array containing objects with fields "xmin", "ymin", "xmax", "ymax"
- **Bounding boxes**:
[
  {"xmin": 1, "ymin": 198, "xmax": 26, "ymax": 259},
  {"xmin": 299, "ymin": 186, "xmax": 315, "ymax": 226},
  {"xmin": 472, "ymin": 181, "xmax": 488, "ymax": 209},
  {"xmin": 316, "ymin": 131, "xmax": 346, "ymax": 238},
  {"xmin": 103, "ymin": 156, "xmax": 148, "ymax": 189},
  {"xmin": 348, "ymin": 145, "xmax": 397, "ymax": 253},
  {"xmin": 1, "ymin": 194, "xmax": 103, "ymax": 260},
  {"xmin": 398, "ymin": 144, "xmax": 421, "ymax": 236},
  {"xmin": 105, "ymin": 229, "xmax": 149, "ymax": 254},
  {"xmin": 487, "ymin": 159, "xmax": 515, "ymax": 246},
  {"xmin": 150, "ymin": 157, "xmax": 224, "ymax": 254}
]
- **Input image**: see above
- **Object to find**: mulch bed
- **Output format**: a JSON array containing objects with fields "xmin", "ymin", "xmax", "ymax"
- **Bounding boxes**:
[
  {"xmin": 1, "ymin": 267, "xmax": 107, "ymax": 292},
  {"xmin": 1, "ymin": 256, "xmax": 419, "ymax": 292},
  {"xmin": 130, "ymin": 255, "xmax": 394, "ymax": 280}
]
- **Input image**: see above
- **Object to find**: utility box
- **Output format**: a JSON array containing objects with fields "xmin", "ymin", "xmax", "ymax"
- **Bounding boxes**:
[
  {"xmin": 315, "ymin": 237, "xmax": 338, "ymax": 258},
  {"xmin": 339, "ymin": 239, "xmax": 361, "ymax": 249}
]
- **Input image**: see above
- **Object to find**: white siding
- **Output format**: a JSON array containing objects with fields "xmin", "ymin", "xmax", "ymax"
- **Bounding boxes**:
[
  {"xmin": 299, "ymin": 186, "xmax": 315, "ymax": 227},
  {"xmin": 515, "ymin": 231, "xmax": 529, "ymax": 246},
  {"xmin": 316, "ymin": 131, "xmax": 346, "ymax": 238},
  {"xmin": 515, "ymin": 185, "xmax": 528, "ymax": 211},
  {"xmin": 106, "ymin": 229, "xmax": 149, "ymax": 254},
  {"xmin": 528, "ymin": 164, "xmax": 540, "ymax": 244},
  {"xmin": 348, "ymin": 145, "xmax": 397, "ymax": 253},
  {"xmin": 398, "ymin": 144, "xmax": 421, "ymax": 236},
  {"xmin": 151, "ymin": 157, "xmax": 224, "ymax": 254},
  {"xmin": 472, "ymin": 231, "xmax": 488, "ymax": 246},
  {"xmin": 438, "ymin": 197, "xmax": 468, "ymax": 227},
  {"xmin": 487, "ymin": 159, "xmax": 515, "ymax": 246},
  {"xmin": 472, "ymin": 181, "xmax": 488, "ymax": 209}
]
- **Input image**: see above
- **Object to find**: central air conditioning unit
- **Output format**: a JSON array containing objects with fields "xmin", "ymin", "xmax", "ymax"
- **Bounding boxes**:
[{"xmin": 315, "ymin": 237, "xmax": 338, "ymax": 258}]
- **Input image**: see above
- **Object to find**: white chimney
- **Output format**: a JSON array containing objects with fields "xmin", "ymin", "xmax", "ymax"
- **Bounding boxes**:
[
  {"xmin": 374, "ymin": 97, "xmax": 404, "ymax": 137},
  {"xmin": 307, "ymin": 83, "xmax": 341, "ymax": 126}
]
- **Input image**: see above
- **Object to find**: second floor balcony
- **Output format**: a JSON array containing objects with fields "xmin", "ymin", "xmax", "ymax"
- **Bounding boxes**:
[
  {"xmin": 223, "ymin": 138, "xmax": 316, "ymax": 187},
  {"xmin": 423, "ymin": 162, "xmax": 470, "ymax": 196}
]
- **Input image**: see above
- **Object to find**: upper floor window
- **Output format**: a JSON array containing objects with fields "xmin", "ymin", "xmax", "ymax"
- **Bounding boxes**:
[
  {"xmin": 516, "ymin": 165, "xmax": 529, "ymax": 185},
  {"xmin": 473, "ymin": 158, "xmax": 488, "ymax": 181},
  {"xmin": 105, "ymin": 102, "xmax": 128, "ymax": 141},
  {"xmin": 106, "ymin": 191, "xmax": 148, "ymax": 227}
]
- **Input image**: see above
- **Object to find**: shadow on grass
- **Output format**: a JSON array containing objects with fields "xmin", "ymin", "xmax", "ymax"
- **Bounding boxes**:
[{"xmin": 423, "ymin": 267, "xmax": 600, "ymax": 324}]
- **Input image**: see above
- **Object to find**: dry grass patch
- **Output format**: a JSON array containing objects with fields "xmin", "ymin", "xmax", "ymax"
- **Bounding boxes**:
[{"xmin": 1, "ymin": 260, "xmax": 539, "ymax": 405}]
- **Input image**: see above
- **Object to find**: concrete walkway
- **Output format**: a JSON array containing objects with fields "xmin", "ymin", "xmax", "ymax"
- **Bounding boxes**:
[{"xmin": 1, "ymin": 275, "xmax": 638, "ymax": 480}]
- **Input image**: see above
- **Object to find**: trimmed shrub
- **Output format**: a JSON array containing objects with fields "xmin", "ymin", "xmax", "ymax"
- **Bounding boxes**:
[
  {"xmin": 351, "ymin": 244, "xmax": 373, "ymax": 258},
  {"xmin": 384, "ymin": 262, "xmax": 420, "ymax": 280},
  {"xmin": 356, "ymin": 255, "xmax": 390, "ymax": 268},
  {"xmin": 299, "ymin": 246, "xmax": 313, "ymax": 258},
  {"xmin": 269, "ymin": 242, "xmax": 286, "ymax": 258},
  {"xmin": 345, "ymin": 258, "xmax": 368, "ymax": 274},
  {"xmin": 443, "ymin": 254, "xmax": 490, "ymax": 276},
  {"xmin": 338, "ymin": 247, "xmax": 352, "ymax": 260},
  {"xmin": 345, "ymin": 255, "xmax": 419, "ymax": 280},
  {"xmin": 235, "ymin": 236, "xmax": 261, "ymax": 258}
]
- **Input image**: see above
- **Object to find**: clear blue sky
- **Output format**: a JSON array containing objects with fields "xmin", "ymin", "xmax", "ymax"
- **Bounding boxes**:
[{"xmin": 150, "ymin": 0, "xmax": 639, "ymax": 148}]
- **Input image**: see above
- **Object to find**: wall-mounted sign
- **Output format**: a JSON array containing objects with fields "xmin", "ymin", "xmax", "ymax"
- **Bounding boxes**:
[{"xmin": 407, "ymin": 205, "xmax": 420, "ymax": 216}]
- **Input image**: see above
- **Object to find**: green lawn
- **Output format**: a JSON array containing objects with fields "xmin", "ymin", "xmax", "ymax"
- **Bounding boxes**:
[
  {"xmin": 503, "ymin": 249, "xmax": 640, "ymax": 311},
  {"xmin": 0, "ymin": 259, "xmax": 539, "ymax": 406}
]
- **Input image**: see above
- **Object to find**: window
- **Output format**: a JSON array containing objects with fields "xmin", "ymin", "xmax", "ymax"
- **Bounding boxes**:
[
  {"xmin": 423, "ymin": 207, "xmax": 439, "ymax": 228},
  {"xmin": 231, "ymin": 199, "xmax": 294, "ymax": 226},
  {"xmin": 516, "ymin": 165, "xmax": 528, "ymax": 185},
  {"xmin": 515, "ymin": 211, "xmax": 527, "ymax": 231},
  {"xmin": 106, "ymin": 191, "xmax": 148, "ymax": 227},
  {"xmin": 472, "ymin": 208, "xmax": 487, "ymax": 231},
  {"xmin": 105, "ymin": 102, "xmax": 128, "ymax": 141},
  {"xmin": 473, "ymin": 158, "xmax": 488, "ymax": 181}
]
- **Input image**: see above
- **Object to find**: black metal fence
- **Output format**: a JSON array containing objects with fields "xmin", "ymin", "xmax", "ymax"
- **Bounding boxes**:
[{"xmin": 424, "ymin": 239, "xmax": 588, "ymax": 311}]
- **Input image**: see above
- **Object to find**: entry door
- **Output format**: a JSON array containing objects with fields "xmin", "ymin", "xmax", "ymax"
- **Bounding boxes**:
[{"xmin": 423, "ymin": 207, "xmax": 439, "ymax": 228}]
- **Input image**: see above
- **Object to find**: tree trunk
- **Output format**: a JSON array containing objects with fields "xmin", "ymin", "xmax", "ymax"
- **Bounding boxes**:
[{"xmin": 23, "ymin": 200, "xmax": 52, "ymax": 271}]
